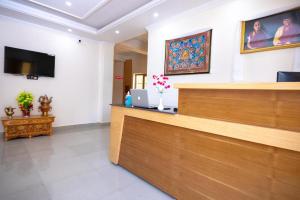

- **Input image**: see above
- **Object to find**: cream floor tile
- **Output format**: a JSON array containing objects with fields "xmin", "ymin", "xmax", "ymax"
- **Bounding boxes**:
[
  {"xmin": 3, "ymin": 184, "xmax": 51, "ymax": 200},
  {"xmin": 102, "ymin": 180, "xmax": 174, "ymax": 200},
  {"xmin": 0, "ymin": 125, "xmax": 174, "ymax": 200}
]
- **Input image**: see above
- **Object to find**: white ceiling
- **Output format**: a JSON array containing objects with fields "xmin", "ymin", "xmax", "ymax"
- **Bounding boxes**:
[
  {"xmin": 27, "ymin": 0, "xmax": 112, "ymax": 19},
  {"xmin": 0, "ymin": 0, "xmax": 217, "ymax": 42},
  {"xmin": 115, "ymin": 33, "xmax": 148, "ymax": 55},
  {"xmin": 11, "ymin": 0, "xmax": 153, "ymax": 29}
]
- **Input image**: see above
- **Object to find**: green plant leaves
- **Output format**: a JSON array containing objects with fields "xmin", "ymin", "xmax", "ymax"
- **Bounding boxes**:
[{"xmin": 16, "ymin": 91, "xmax": 34, "ymax": 109}]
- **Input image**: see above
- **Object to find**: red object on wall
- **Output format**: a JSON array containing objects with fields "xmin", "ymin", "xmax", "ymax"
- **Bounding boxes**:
[{"xmin": 115, "ymin": 75, "xmax": 123, "ymax": 80}]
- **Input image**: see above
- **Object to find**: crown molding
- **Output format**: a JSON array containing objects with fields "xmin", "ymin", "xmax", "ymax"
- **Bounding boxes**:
[
  {"xmin": 0, "ymin": 14, "xmax": 104, "ymax": 44},
  {"xmin": 28, "ymin": 0, "xmax": 112, "ymax": 19},
  {"xmin": 0, "ymin": 0, "xmax": 167, "ymax": 37},
  {"xmin": 116, "ymin": 43, "xmax": 147, "ymax": 55},
  {"xmin": 0, "ymin": 0, "xmax": 97, "ymax": 33},
  {"xmin": 82, "ymin": 0, "xmax": 112, "ymax": 19},
  {"xmin": 97, "ymin": 0, "xmax": 167, "ymax": 34}
]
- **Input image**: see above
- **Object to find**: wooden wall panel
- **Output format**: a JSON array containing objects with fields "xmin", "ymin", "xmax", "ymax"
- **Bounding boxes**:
[
  {"xmin": 273, "ymin": 149, "xmax": 300, "ymax": 188},
  {"xmin": 120, "ymin": 139, "xmax": 177, "ymax": 196},
  {"xmin": 178, "ymin": 150, "xmax": 271, "ymax": 199},
  {"xmin": 177, "ymin": 129, "xmax": 274, "ymax": 176},
  {"xmin": 119, "ymin": 116, "xmax": 300, "ymax": 200},
  {"xmin": 178, "ymin": 168, "xmax": 256, "ymax": 200},
  {"xmin": 178, "ymin": 89, "xmax": 300, "ymax": 132},
  {"xmin": 176, "ymin": 187, "xmax": 211, "ymax": 200},
  {"xmin": 123, "ymin": 59, "xmax": 132, "ymax": 97},
  {"xmin": 271, "ymin": 181, "xmax": 300, "ymax": 200}
]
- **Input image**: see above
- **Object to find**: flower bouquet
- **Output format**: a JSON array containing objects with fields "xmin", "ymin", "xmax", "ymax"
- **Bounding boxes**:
[
  {"xmin": 152, "ymin": 74, "xmax": 171, "ymax": 111},
  {"xmin": 17, "ymin": 91, "xmax": 34, "ymax": 117}
]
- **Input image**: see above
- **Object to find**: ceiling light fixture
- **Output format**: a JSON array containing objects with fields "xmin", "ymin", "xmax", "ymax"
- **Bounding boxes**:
[
  {"xmin": 65, "ymin": 1, "xmax": 72, "ymax": 6},
  {"xmin": 153, "ymin": 12, "xmax": 159, "ymax": 18},
  {"xmin": 115, "ymin": 30, "xmax": 120, "ymax": 34},
  {"xmin": 68, "ymin": 28, "xmax": 72, "ymax": 32}
]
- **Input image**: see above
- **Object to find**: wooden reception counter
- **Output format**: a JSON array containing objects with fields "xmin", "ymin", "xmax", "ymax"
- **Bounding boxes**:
[{"xmin": 110, "ymin": 82, "xmax": 300, "ymax": 200}]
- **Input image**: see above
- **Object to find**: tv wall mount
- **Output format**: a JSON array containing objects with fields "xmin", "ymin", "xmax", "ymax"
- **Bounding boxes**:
[{"xmin": 26, "ymin": 75, "xmax": 39, "ymax": 80}]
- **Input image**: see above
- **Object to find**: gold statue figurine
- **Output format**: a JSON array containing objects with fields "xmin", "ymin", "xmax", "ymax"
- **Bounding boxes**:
[
  {"xmin": 5, "ymin": 107, "xmax": 16, "ymax": 119},
  {"xmin": 38, "ymin": 95, "xmax": 53, "ymax": 116}
]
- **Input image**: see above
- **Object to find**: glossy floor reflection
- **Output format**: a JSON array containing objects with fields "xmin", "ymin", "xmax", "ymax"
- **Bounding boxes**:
[{"xmin": 0, "ymin": 125, "xmax": 173, "ymax": 200}]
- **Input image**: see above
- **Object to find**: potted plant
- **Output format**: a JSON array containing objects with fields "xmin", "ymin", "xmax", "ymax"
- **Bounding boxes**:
[
  {"xmin": 152, "ymin": 74, "xmax": 171, "ymax": 111},
  {"xmin": 17, "ymin": 91, "xmax": 34, "ymax": 117}
]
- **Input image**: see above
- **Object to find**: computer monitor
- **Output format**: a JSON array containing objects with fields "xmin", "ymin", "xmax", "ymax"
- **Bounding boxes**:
[{"xmin": 277, "ymin": 71, "xmax": 300, "ymax": 82}]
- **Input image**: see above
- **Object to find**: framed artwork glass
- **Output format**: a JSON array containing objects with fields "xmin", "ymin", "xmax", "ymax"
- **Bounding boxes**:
[
  {"xmin": 241, "ymin": 7, "xmax": 300, "ymax": 54},
  {"xmin": 164, "ymin": 30, "xmax": 212, "ymax": 75}
]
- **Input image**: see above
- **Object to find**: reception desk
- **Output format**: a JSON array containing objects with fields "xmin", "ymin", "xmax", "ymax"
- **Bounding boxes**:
[{"xmin": 110, "ymin": 82, "xmax": 300, "ymax": 200}]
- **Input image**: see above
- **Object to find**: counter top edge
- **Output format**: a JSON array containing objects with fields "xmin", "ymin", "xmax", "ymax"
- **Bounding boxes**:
[{"xmin": 173, "ymin": 82, "xmax": 300, "ymax": 90}]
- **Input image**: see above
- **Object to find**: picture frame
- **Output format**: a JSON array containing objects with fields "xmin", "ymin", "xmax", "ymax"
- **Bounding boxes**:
[
  {"xmin": 240, "ymin": 7, "xmax": 300, "ymax": 54},
  {"xmin": 164, "ymin": 30, "xmax": 212, "ymax": 75}
]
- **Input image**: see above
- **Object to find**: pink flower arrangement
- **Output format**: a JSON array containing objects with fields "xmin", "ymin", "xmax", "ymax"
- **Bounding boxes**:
[{"xmin": 152, "ymin": 74, "xmax": 171, "ymax": 94}]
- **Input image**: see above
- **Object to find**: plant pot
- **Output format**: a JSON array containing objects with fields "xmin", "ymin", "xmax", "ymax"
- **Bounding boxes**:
[
  {"xmin": 22, "ymin": 110, "xmax": 31, "ymax": 117},
  {"xmin": 158, "ymin": 95, "xmax": 164, "ymax": 111}
]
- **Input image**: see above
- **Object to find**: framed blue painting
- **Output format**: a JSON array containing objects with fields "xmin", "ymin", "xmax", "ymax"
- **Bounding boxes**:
[{"xmin": 164, "ymin": 30, "xmax": 212, "ymax": 75}]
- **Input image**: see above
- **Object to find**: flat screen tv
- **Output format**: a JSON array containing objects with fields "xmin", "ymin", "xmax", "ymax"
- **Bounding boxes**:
[
  {"xmin": 4, "ymin": 46, "xmax": 55, "ymax": 78},
  {"xmin": 277, "ymin": 71, "xmax": 300, "ymax": 82}
]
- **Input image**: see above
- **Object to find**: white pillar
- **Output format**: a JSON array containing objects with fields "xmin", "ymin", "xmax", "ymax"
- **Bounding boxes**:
[{"xmin": 97, "ymin": 41, "xmax": 115, "ymax": 123}]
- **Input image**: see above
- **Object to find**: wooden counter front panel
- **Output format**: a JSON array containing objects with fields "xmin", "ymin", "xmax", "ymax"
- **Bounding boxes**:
[
  {"xmin": 178, "ymin": 89, "xmax": 300, "ymax": 132},
  {"xmin": 118, "ymin": 116, "xmax": 300, "ymax": 200}
]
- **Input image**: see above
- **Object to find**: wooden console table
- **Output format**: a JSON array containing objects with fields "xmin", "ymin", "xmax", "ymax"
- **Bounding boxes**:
[{"xmin": 1, "ymin": 115, "xmax": 55, "ymax": 141}]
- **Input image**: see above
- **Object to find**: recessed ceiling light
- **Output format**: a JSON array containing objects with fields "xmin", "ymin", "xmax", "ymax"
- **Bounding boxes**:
[
  {"xmin": 115, "ymin": 30, "xmax": 120, "ymax": 34},
  {"xmin": 153, "ymin": 12, "xmax": 159, "ymax": 18},
  {"xmin": 68, "ymin": 28, "xmax": 72, "ymax": 32},
  {"xmin": 65, "ymin": 1, "xmax": 72, "ymax": 6}
]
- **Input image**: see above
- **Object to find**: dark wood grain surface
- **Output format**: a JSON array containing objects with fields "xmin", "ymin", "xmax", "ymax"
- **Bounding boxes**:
[
  {"xmin": 119, "ymin": 116, "xmax": 300, "ymax": 200},
  {"xmin": 178, "ymin": 89, "xmax": 300, "ymax": 132}
]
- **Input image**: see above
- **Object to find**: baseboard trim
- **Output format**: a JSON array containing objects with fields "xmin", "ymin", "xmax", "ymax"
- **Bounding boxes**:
[{"xmin": 53, "ymin": 122, "xmax": 110, "ymax": 133}]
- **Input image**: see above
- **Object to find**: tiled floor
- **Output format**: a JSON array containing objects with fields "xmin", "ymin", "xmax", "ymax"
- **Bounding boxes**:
[{"xmin": 0, "ymin": 125, "xmax": 174, "ymax": 200}]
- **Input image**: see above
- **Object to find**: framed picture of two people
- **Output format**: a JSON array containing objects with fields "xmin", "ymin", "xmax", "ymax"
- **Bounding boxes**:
[{"xmin": 241, "ymin": 7, "xmax": 300, "ymax": 54}]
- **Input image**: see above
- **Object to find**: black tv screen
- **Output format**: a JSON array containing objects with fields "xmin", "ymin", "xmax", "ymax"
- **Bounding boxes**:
[
  {"xmin": 277, "ymin": 71, "xmax": 300, "ymax": 82},
  {"xmin": 4, "ymin": 46, "xmax": 55, "ymax": 77}
]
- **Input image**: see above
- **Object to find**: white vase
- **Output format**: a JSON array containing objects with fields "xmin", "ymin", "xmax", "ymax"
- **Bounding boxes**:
[{"xmin": 158, "ymin": 95, "xmax": 164, "ymax": 111}]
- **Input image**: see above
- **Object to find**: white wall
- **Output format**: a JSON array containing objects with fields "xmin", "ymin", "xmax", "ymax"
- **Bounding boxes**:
[
  {"xmin": 146, "ymin": 0, "xmax": 300, "ymax": 107},
  {"xmin": 122, "ymin": 39, "xmax": 147, "ymax": 53},
  {"xmin": 0, "ymin": 16, "xmax": 114, "ymax": 131},
  {"xmin": 115, "ymin": 52, "xmax": 147, "ymax": 74},
  {"xmin": 97, "ymin": 42, "xmax": 114, "ymax": 123}
]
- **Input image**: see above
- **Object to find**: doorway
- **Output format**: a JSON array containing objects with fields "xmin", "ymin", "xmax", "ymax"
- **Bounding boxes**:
[{"xmin": 112, "ymin": 33, "xmax": 148, "ymax": 104}]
